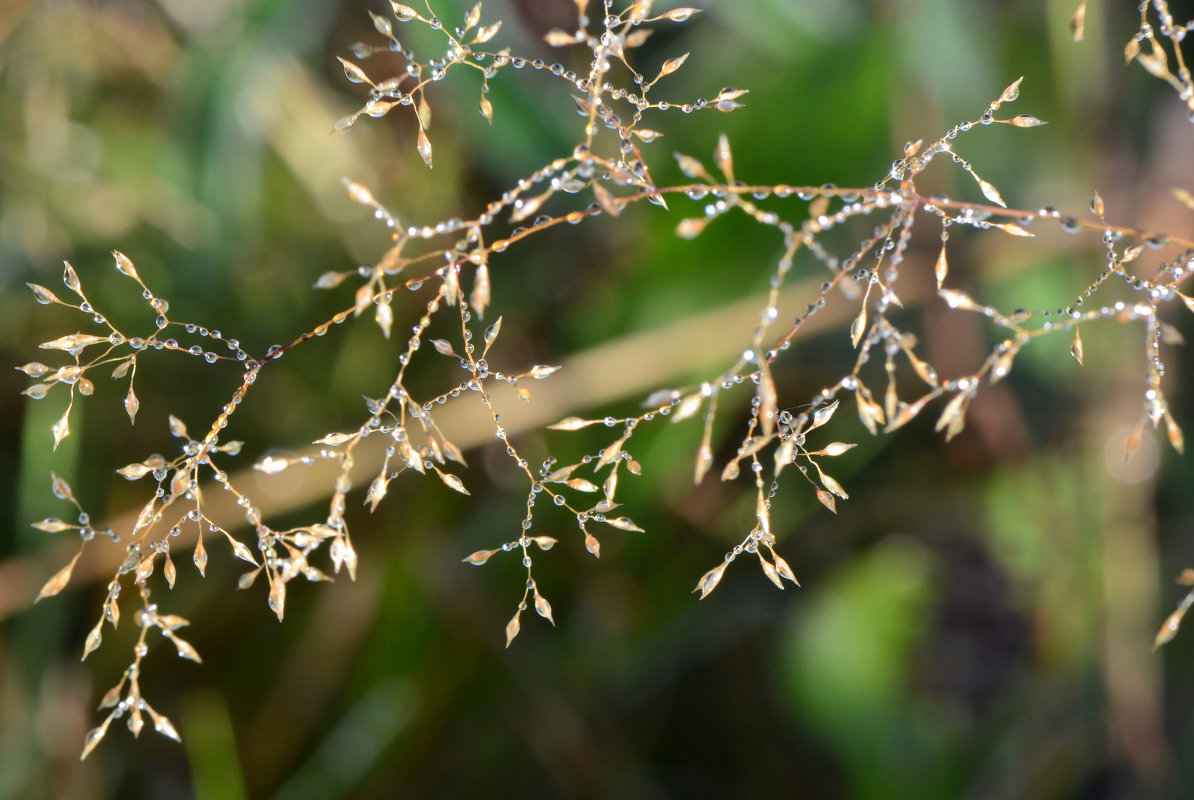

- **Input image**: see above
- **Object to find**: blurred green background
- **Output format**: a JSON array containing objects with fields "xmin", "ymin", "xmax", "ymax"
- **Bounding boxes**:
[{"xmin": 4, "ymin": 0, "xmax": 1194, "ymax": 797}]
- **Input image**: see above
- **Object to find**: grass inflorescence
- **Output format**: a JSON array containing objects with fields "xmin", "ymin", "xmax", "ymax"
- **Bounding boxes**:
[{"xmin": 17, "ymin": 0, "xmax": 1194, "ymax": 757}]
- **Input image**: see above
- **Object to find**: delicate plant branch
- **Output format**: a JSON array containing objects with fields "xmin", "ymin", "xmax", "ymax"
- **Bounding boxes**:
[
  {"xmin": 18, "ymin": 0, "xmax": 1194, "ymax": 757},
  {"xmin": 1081, "ymin": 0, "xmax": 1194, "ymax": 125},
  {"xmin": 1074, "ymin": 0, "xmax": 1194, "ymax": 646}
]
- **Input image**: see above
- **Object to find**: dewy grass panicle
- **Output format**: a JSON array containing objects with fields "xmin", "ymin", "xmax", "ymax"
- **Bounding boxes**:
[{"xmin": 16, "ymin": 0, "xmax": 1194, "ymax": 758}]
